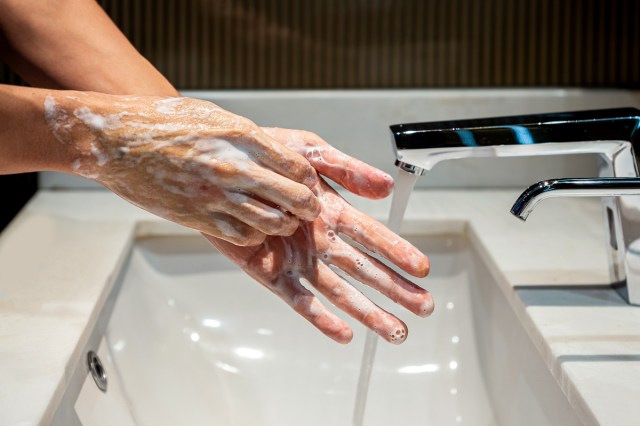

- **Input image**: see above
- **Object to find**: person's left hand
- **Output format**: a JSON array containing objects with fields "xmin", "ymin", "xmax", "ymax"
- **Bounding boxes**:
[{"xmin": 204, "ymin": 128, "xmax": 432, "ymax": 344}]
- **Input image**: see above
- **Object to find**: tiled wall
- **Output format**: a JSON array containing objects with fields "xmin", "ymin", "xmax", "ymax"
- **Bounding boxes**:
[{"xmin": 2, "ymin": 0, "xmax": 639, "ymax": 88}]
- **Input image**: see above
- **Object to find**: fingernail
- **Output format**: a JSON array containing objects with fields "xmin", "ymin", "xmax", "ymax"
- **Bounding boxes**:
[
  {"xmin": 420, "ymin": 257, "xmax": 430, "ymax": 277},
  {"xmin": 336, "ymin": 327, "xmax": 354, "ymax": 344},
  {"xmin": 326, "ymin": 322, "xmax": 353, "ymax": 344},
  {"xmin": 410, "ymin": 253, "xmax": 430, "ymax": 277},
  {"xmin": 382, "ymin": 172, "xmax": 394, "ymax": 187},
  {"xmin": 418, "ymin": 296, "xmax": 434, "ymax": 318}
]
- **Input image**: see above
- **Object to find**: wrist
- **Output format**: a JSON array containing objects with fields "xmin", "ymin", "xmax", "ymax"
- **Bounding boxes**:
[
  {"xmin": 0, "ymin": 85, "xmax": 78, "ymax": 174},
  {"xmin": 43, "ymin": 90, "xmax": 121, "ymax": 177}
]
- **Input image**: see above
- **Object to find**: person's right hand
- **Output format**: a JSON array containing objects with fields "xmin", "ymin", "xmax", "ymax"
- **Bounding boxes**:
[{"xmin": 44, "ymin": 93, "xmax": 321, "ymax": 245}]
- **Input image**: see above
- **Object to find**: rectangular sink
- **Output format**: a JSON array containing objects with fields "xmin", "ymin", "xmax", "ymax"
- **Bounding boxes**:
[{"xmin": 74, "ymin": 232, "xmax": 582, "ymax": 426}]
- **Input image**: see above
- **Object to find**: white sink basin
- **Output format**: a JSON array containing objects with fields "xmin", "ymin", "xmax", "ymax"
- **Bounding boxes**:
[{"xmin": 75, "ymin": 233, "xmax": 582, "ymax": 426}]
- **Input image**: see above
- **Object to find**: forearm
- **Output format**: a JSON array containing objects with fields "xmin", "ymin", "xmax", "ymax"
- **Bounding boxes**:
[
  {"xmin": 0, "ymin": 0, "xmax": 177, "ymax": 96},
  {"xmin": 0, "ymin": 0, "xmax": 179, "ymax": 175},
  {"xmin": 0, "ymin": 84, "xmax": 77, "ymax": 174}
]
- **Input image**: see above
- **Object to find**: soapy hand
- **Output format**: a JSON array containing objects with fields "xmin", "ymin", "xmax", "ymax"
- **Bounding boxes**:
[
  {"xmin": 205, "ymin": 128, "xmax": 432, "ymax": 344},
  {"xmin": 44, "ymin": 94, "xmax": 321, "ymax": 245}
]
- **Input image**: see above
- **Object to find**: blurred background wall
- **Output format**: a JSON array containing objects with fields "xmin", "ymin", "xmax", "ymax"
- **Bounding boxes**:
[
  {"xmin": 1, "ymin": 0, "xmax": 639, "ymax": 230},
  {"xmin": 4, "ymin": 0, "xmax": 640, "ymax": 89}
]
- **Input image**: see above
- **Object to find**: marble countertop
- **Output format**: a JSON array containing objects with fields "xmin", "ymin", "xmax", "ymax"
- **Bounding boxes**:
[{"xmin": 1, "ymin": 189, "xmax": 638, "ymax": 425}]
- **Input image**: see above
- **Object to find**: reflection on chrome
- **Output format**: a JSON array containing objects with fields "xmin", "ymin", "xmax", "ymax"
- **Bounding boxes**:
[
  {"xmin": 190, "ymin": 332, "xmax": 200, "ymax": 342},
  {"xmin": 202, "ymin": 318, "xmax": 221, "ymax": 328},
  {"xmin": 234, "ymin": 347, "xmax": 264, "ymax": 359},
  {"xmin": 391, "ymin": 108, "xmax": 640, "ymax": 306},
  {"xmin": 397, "ymin": 364, "xmax": 440, "ymax": 374},
  {"xmin": 451, "ymin": 335, "xmax": 460, "ymax": 344},
  {"xmin": 215, "ymin": 361, "xmax": 239, "ymax": 374},
  {"xmin": 449, "ymin": 361, "xmax": 458, "ymax": 370}
]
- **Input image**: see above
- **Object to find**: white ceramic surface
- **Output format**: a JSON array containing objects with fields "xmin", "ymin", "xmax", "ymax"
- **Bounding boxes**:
[
  {"xmin": 75, "ymin": 234, "xmax": 581, "ymax": 426},
  {"xmin": 4, "ymin": 87, "xmax": 640, "ymax": 425},
  {"xmin": 6, "ymin": 189, "xmax": 640, "ymax": 426},
  {"xmin": 103, "ymin": 235, "xmax": 494, "ymax": 426}
]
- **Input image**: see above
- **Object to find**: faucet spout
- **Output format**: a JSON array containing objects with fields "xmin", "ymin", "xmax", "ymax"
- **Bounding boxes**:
[
  {"xmin": 395, "ymin": 159, "xmax": 426, "ymax": 176},
  {"xmin": 390, "ymin": 108, "xmax": 640, "ymax": 176},
  {"xmin": 511, "ymin": 177, "xmax": 640, "ymax": 220}
]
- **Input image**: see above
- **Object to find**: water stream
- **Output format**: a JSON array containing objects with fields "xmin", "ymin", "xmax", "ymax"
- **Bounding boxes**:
[{"xmin": 352, "ymin": 169, "xmax": 420, "ymax": 426}]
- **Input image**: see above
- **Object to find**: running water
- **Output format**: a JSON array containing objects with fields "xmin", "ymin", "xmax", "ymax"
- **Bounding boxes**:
[{"xmin": 352, "ymin": 169, "xmax": 420, "ymax": 426}]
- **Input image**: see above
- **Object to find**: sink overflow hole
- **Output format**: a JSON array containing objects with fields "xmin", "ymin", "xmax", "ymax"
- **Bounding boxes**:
[{"xmin": 87, "ymin": 350, "xmax": 108, "ymax": 393}]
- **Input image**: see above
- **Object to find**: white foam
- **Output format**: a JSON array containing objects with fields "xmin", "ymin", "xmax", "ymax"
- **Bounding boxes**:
[
  {"xmin": 154, "ymin": 97, "xmax": 184, "ymax": 114},
  {"xmin": 73, "ymin": 107, "xmax": 111, "ymax": 130},
  {"xmin": 90, "ymin": 143, "xmax": 108, "ymax": 166}
]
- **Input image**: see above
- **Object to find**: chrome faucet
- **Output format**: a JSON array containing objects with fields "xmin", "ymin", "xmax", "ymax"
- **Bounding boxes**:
[{"xmin": 390, "ymin": 108, "xmax": 640, "ymax": 305}]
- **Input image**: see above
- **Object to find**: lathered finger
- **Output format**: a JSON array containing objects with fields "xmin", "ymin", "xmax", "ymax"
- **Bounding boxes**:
[
  {"xmin": 262, "ymin": 127, "xmax": 393, "ymax": 199},
  {"xmin": 221, "ymin": 191, "xmax": 299, "ymax": 236},
  {"xmin": 305, "ymin": 145, "xmax": 394, "ymax": 200},
  {"xmin": 244, "ymin": 165, "xmax": 321, "ymax": 222},
  {"xmin": 313, "ymin": 262, "xmax": 409, "ymax": 344},
  {"xmin": 337, "ymin": 202, "xmax": 429, "ymax": 278},
  {"xmin": 201, "ymin": 233, "xmax": 353, "ymax": 344},
  {"xmin": 250, "ymin": 130, "xmax": 320, "ymax": 189},
  {"xmin": 323, "ymin": 238, "xmax": 434, "ymax": 317},
  {"xmin": 315, "ymin": 180, "xmax": 428, "ymax": 277},
  {"xmin": 204, "ymin": 211, "xmax": 267, "ymax": 246},
  {"xmin": 278, "ymin": 281, "xmax": 353, "ymax": 344}
]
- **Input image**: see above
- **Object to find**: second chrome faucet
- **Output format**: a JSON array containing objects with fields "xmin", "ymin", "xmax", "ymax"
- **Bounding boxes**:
[{"xmin": 390, "ymin": 108, "xmax": 640, "ymax": 305}]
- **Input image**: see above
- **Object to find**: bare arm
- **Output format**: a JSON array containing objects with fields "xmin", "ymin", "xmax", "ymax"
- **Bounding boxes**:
[
  {"xmin": 0, "ymin": 84, "xmax": 75, "ymax": 173},
  {"xmin": 0, "ymin": 84, "xmax": 321, "ymax": 244},
  {"xmin": 0, "ymin": 0, "xmax": 432, "ymax": 343},
  {"xmin": 0, "ymin": 0, "xmax": 178, "ymax": 96},
  {"xmin": 0, "ymin": 1, "xmax": 326, "ymax": 245}
]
